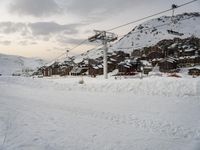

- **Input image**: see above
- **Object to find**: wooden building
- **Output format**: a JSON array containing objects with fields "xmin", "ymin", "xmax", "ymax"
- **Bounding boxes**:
[
  {"xmin": 70, "ymin": 67, "xmax": 88, "ymax": 76},
  {"xmin": 88, "ymin": 64, "xmax": 103, "ymax": 77},
  {"xmin": 147, "ymin": 51, "xmax": 164, "ymax": 61},
  {"xmin": 42, "ymin": 61, "xmax": 61, "ymax": 77},
  {"xmin": 117, "ymin": 59, "xmax": 141, "ymax": 75},
  {"xmin": 158, "ymin": 57, "xmax": 178, "ymax": 72},
  {"xmin": 188, "ymin": 68, "xmax": 200, "ymax": 76}
]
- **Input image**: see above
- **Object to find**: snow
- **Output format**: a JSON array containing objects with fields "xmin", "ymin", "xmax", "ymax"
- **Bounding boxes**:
[
  {"xmin": 185, "ymin": 48, "xmax": 195, "ymax": 52},
  {"xmin": 113, "ymin": 13, "xmax": 200, "ymax": 53},
  {"xmin": 140, "ymin": 60, "xmax": 151, "ymax": 66},
  {"xmin": 45, "ymin": 61, "xmax": 56, "ymax": 67},
  {"xmin": 0, "ymin": 53, "xmax": 45, "ymax": 75},
  {"xmin": 0, "ymin": 76, "xmax": 200, "ymax": 150},
  {"xmin": 1, "ymin": 12, "xmax": 200, "ymax": 150}
]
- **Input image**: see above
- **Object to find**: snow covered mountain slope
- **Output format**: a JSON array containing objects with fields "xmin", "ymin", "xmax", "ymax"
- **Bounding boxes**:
[
  {"xmin": 73, "ymin": 12, "xmax": 200, "ymax": 63},
  {"xmin": 112, "ymin": 12, "xmax": 200, "ymax": 53},
  {"xmin": 0, "ymin": 53, "xmax": 45, "ymax": 75}
]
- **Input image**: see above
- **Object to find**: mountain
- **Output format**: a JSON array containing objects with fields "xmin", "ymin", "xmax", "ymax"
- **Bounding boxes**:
[
  {"xmin": 73, "ymin": 12, "xmax": 200, "ymax": 63},
  {"xmin": 0, "ymin": 53, "xmax": 45, "ymax": 75}
]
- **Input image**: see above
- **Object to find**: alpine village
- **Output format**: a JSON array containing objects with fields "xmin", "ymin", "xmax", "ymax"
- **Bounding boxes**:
[{"xmin": 34, "ymin": 13, "xmax": 200, "ymax": 78}]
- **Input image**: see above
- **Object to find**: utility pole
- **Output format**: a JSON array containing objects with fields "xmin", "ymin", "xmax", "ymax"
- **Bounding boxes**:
[{"xmin": 88, "ymin": 30, "xmax": 117, "ymax": 79}]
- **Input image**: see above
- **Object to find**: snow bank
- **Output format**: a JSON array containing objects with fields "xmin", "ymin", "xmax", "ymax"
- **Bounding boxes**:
[
  {"xmin": 1, "ymin": 76, "xmax": 200, "ymax": 97},
  {"xmin": 55, "ymin": 77, "xmax": 200, "ymax": 97}
]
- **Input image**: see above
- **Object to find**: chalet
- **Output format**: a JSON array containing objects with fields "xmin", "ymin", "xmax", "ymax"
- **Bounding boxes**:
[
  {"xmin": 182, "ymin": 48, "xmax": 196, "ymax": 56},
  {"xmin": 117, "ymin": 58, "xmax": 141, "ymax": 75},
  {"xmin": 59, "ymin": 59, "xmax": 75, "ymax": 76},
  {"xmin": 42, "ymin": 61, "xmax": 60, "ymax": 76},
  {"xmin": 147, "ymin": 51, "xmax": 164, "ymax": 61},
  {"xmin": 159, "ymin": 57, "xmax": 178, "ymax": 72},
  {"xmin": 70, "ymin": 66, "xmax": 88, "ymax": 76},
  {"xmin": 107, "ymin": 59, "xmax": 117, "ymax": 72},
  {"xmin": 195, "ymin": 56, "xmax": 200, "ymax": 65},
  {"xmin": 32, "ymin": 66, "xmax": 45, "ymax": 76},
  {"xmin": 111, "ymin": 51, "xmax": 129, "ymax": 62},
  {"xmin": 140, "ymin": 60, "xmax": 153, "ymax": 75},
  {"xmin": 89, "ymin": 64, "xmax": 103, "ymax": 77},
  {"xmin": 151, "ymin": 58, "xmax": 163, "ymax": 66},
  {"xmin": 188, "ymin": 68, "xmax": 200, "ymax": 76},
  {"xmin": 60, "ymin": 66, "xmax": 73, "ymax": 76}
]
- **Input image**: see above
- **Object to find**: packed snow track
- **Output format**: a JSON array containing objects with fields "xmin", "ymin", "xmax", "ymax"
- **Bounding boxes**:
[{"xmin": 0, "ymin": 76, "xmax": 200, "ymax": 150}]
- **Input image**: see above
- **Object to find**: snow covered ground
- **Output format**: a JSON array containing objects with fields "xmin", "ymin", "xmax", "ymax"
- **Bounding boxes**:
[
  {"xmin": 0, "ymin": 53, "xmax": 45, "ymax": 76},
  {"xmin": 0, "ymin": 76, "xmax": 200, "ymax": 150}
]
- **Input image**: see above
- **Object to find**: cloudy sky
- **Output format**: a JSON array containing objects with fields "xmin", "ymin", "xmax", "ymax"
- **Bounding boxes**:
[{"xmin": 0, "ymin": 0, "xmax": 199, "ymax": 60}]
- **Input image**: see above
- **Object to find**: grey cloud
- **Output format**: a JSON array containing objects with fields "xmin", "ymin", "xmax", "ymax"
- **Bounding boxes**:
[
  {"xmin": 8, "ymin": 0, "xmax": 141, "ymax": 21},
  {"xmin": 29, "ymin": 22, "xmax": 81, "ymax": 36},
  {"xmin": 18, "ymin": 40, "xmax": 28, "ymax": 46},
  {"xmin": 56, "ymin": 35, "xmax": 96, "ymax": 47},
  {"xmin": 64, "ymin": 0, "xmax": 145, "ymax": 21},
  {"xmin": 0, "ymin": 40, "xmax": 12, "ymax": 46},
  {"xmin": 18, "ymin": 40, "xmax": 38, "ymax": 46},
  {"xmin": 0, "ymin": 21, "xmax": 82, "ymax": 37},
  {"xmin": 57, "ymin": 37, "xmax": 85, "ymax": 45},
  {"xmin": 0, "ymin": 22, "xmax": 29, "ymax": 34},
  {"xmin": 30, "ymin": 41, "xmax": 38, "ymax": 45},
  {"xmin": 0, "ymin": 21, "xmax": 86, "ymax": 46},
  {"xmin": 9, "ymin": 0, "xmax": 61, "ymax": 17}
]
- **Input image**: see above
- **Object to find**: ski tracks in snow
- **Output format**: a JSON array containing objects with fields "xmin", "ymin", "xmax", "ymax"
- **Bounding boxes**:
[
  {"xmin": 1, "ymin": 99, "xmax": 200, "ymax": 147},
  {"xmin": 58, "ymin": 106, "xmax": 200, "ymax": 140}
]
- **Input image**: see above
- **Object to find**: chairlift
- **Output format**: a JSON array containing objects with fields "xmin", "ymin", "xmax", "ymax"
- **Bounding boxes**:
[{"xmin": 167, "ymin": 4, "xmax": 184, "ymax": 36}]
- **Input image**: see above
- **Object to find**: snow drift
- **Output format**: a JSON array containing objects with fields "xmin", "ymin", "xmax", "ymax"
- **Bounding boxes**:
[{"xmin": 1, "ymin": 76, "xmax": 200, "ymax": 97}]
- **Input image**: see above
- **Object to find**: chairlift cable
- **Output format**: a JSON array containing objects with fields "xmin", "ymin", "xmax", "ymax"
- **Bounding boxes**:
[
  {"xmin": 107, "ymin": 0, "xmax": 198, "ymax": 32},
  {"xmin": 44, "ymin": 0, "xmax": 198, "ymax": 66}
]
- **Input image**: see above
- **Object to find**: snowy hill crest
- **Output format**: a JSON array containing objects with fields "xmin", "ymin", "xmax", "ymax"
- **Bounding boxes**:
[
  {"xmin": 113, "ymin": 12, "xmax": 200, "ymax": 52},
  {"xmin": 0, "ymin": 53, "xmax": 45, "ymax": 75},
  {"xmin": 74, "ymin": 12, "xmax": 200, "ymax": 63}
]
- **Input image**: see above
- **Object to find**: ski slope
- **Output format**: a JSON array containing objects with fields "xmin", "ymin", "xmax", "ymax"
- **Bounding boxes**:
[{"xmin": 0, "ymin": 76, "xmax": 200, "ymax": 150}]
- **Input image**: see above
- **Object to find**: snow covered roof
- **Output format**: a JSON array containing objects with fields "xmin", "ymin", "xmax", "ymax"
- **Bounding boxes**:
[
  {"xmin": 124, "ymin": 65, "xmax": 131, "ymax": 68},
  {"xmin": 97, "ymin": 64, "xmax": 103, "ymax": 68},
  {"xmin": 93, "ymin": 66, "xmax": 99, "ymax": 69},
  {"xmin": 185, "ymin": 48, "xmax": 195, "ymax": 52},
  {"xmin": 110, "ymin": 58, "xmax": 117, "ymax": 62},
  {"xmin": 45, "ymin": 61, "xmax": 57, "ymax": 67},
  {"xmin": 179, "ymin": 56, "xmax": 198, "ymax": 59},
  {"xmin": 168, "ymin": 43, "xmax": 178, "ymax": 49},
  {"xmin": 160, "ymin": 57, "xmax": 177, "ymax": 63},
  {"xmin": 71, "ymin": 68, "xmax": 84, "ymax": 74},
  {"xmin": 140, "ymin": 60, "xmax": 151, "ymax": 66}
]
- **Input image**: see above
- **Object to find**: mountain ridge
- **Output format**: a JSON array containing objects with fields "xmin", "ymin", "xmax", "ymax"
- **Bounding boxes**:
[
  {"xmin": 73, "ymin": 12, "xmax": 200, "ymax": 63},
  {"xmin": 0, "ymin": 53, "xmax": 45, "ymax": 75}
]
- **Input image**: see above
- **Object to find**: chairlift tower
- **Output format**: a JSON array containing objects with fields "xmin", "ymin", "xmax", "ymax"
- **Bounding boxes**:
[
  {"xmin": 88, "ymin": 30, "xmax": 118, "ymax": 79},
  {"xmin": 171, "ymin": 4, "xmax": 178, "ymax": 23},
  {"xmin": 66, "ymin": 50, "xmax": 69, "ymax": 59}
]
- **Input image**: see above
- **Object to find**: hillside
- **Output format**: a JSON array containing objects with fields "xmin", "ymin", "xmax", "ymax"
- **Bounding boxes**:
[
  {"xmin": 73, "ymin": 12, "xmax": 200, "ymax": 63},
  {"xmin": 0, "ymin": 53, "xmax": 45, "ymax": 75}
]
